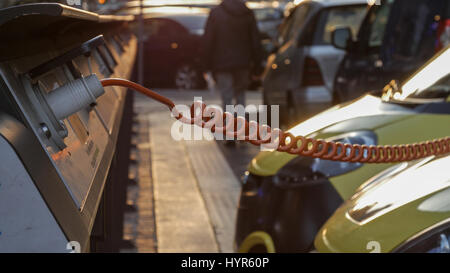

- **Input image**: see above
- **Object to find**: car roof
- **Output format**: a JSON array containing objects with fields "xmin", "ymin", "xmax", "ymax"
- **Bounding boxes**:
[
  {"xmin": 245, "ymin": 1, "xmax": 283, "ymax": 10},
  {"xmin": 125, "ymin": 0, "xmax": 219, "ymax": 7},
  {"xmin": 139, "ymin": 7, "xmax": 209, "ymax": 30},
  {"xmin": 111, "ymin": 0, "xmax": 216, "ymax": 16},
  {"xmin": 120, "ymin": 6, "xmax": 210, "ymax": 17},
  {"xmin": 307, "ymin": 0, "xmax": 368, "ymax": 7}
]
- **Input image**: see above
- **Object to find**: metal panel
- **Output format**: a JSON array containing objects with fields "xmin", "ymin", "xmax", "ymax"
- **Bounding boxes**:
[
  {"xmin": 0, "ymin": 135, "xmax": 68, "ymax": 253},
  {"xmin": 0, "ymin": 34, "xmax": 136, "ymax": 252}
]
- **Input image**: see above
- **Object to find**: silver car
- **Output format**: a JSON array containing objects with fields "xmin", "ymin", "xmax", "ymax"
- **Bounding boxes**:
[{"xmin": 263, "ymin": 0, "xmax": 368, "ymax": 125}]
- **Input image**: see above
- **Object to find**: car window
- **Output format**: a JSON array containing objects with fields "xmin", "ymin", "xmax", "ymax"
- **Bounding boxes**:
[
  {"xmin": 288, "ymin": 3, "xmax": 311, "ymax": 39},
  {"xmin": 314, "ymin": 5, "xmax": 367, "ymax": 45},
  {"xmin": 356, "ymin": 0, "xmax": 394, "ymax": 53},
  {"xmin": 381, "ymin": 0, "xmax": 448, "ymax": 65},
  {"xmin": 367, "ymin": 1, "xmax": 392, "ymax": 47},
  {"xmin": 278, "ymin": 3, "xmax": 310, "ymax": 45},
  {"xmin": 253, "ymin": 8, "xmax": 283, "ymax": 22},
  {"xmin": 386, "ymin": 47, "xmax": 450, "ymax": 100},
  {"xmin": 173, "ymin": 16, "xmax": 207, "ymax": 33},
  {"xmin": 142, "ymin": 18, "xmax": 186, "ymax": 40},
  {"xmin": 277, "ymin": 11, "xmax": 294, "ymax": 45}
]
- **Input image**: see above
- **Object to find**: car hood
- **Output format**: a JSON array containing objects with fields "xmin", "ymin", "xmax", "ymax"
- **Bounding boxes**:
[
  {"xmin": 248, "ymin": 95, "xmax": 416, "ymax": 176},
  {"xmin": 315, "ymin": 155, "xmax": 450, "ymax": 253}
]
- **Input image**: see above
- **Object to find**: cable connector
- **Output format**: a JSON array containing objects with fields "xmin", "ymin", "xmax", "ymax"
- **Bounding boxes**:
[{"xmin": 44, "ymin": 74, "xmax": 104, "ymax": 120}]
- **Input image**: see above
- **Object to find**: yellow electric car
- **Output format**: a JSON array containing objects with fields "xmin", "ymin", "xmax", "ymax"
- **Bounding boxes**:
[
  {"xmin": 315, "ymin": 154, "xmax": 450, "ymax": 253},
  {"xmin": 236, "ymin": 47, "xmax": 450, "ymax": 252}
]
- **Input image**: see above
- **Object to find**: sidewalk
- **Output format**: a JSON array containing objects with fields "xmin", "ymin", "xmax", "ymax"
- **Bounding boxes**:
[{"xmin": 123, "ymin": 90, "xmax": 263, "ymax": 253}]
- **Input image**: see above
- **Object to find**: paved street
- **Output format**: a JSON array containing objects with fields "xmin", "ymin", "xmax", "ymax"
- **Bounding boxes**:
[{"xmin": 122, "ymin": 88, "xmax": 331, "ymax": 253}]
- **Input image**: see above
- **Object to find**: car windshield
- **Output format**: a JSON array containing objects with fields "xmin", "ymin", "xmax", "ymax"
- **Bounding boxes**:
[
  {"xmin": 407, "ymin": 74, "xmax": 450, "ymax": 100},
  {"xmin": 314, "ymin": 5, "xmax": 367, "ymax": 45},
  {"xmin": 367, "ymin": 0, "xmax": 393, "ymax": 47},
  {"xmin": 277, "ymin": 2, "xmax": 311, "ymax": 45},
  {"xmin": 117, "ymin": 6, "xmax": 208, "ymax": 34},
  {"xmin": 172, "ymin": 15, "xmax": 207, "ymax": 32},
  {"xmin": 381, "ymin": 0, "xmax": 448, "ymax": 66},
  {"xmin": 385, "ymin": 47, "xmax": 450, "ymax": 101},
  {"xmin": 356, "ymin": 0, "xmax": 394, "ymax": 55},
  {"xmin": 253, "ymin": 7, "xmax": 282, "ymax": 22}
]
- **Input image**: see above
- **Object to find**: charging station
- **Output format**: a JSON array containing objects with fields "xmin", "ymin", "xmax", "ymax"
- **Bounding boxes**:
[{"xmin": 0, "ymin": 3, "xmax": 137, "ymax": 252}]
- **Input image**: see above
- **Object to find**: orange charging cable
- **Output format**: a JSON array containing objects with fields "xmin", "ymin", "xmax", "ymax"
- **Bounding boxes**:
[{"xmin": 101, "ymin": 78, "xmax": 450, "ymax": 164}]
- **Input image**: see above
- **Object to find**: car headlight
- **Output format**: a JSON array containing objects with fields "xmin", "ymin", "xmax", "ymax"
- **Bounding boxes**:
[
  {"xmin": 313, "ymin": 131, "xmax": 377, "ymax": 177},
  {"xmin": 394, "ymin": 219, "xmax": 450, "ymax": 253},
  {"xmin": 275, "ymin": 131, "xmax": 377, "ymax": 184}
]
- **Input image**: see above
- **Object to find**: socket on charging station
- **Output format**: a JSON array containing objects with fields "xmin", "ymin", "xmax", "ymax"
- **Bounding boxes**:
[{"xmin": 24, "ymin": 74, "xmax": 105, "ymax": 149}]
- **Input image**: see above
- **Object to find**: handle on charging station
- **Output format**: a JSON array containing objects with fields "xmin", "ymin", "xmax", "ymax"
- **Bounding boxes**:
[{"xmin": 28, "ymin": 35, "xmax": 110, "ymax": 79}]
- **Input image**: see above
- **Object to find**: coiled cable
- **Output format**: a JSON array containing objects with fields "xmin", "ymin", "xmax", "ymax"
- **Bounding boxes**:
[{"xmin": 100, "ymin": 78, "xmax": 450, "ymax": 163}]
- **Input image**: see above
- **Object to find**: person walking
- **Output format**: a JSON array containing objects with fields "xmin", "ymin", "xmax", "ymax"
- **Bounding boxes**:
[{"xmin": 202, "ymin": 0, "xmax": 264, "ymax": 113}]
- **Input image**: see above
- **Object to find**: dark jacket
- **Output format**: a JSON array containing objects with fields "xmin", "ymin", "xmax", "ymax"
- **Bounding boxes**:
[{"xmin": 202, "ymin": 0, "xmax": 264, "ymax": 74}]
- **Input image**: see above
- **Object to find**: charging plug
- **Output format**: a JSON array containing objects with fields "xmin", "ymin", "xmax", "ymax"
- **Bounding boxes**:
[{"xmin": 44, "ymin": 74, "xmax": 105, "ymax": 120}]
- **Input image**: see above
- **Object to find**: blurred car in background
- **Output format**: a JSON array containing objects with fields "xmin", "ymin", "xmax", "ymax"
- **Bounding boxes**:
[
  {"xmin": 114, "ymin": 6, "xmax": 210, "ymax": 89},
  {"xmin": 140, "ymin": 7, "xmax": 210, "ymax": 89},
  {"xmin": 262, "ymin": 0, "xmax": 368, "ymax": 126},
  {"xmin": 247, "ymin": 1, "xmax": 284, "ymax": 41},
  {"xmin": 235, "ymin": 46, "xmax": 450, "ymax": 253},
  {"xmin": 112, "ymin": 0, "xmax": 283, "ymax": 90},
  {"xmin": 315, "ymin": 154, "xmax": 450, "ymax": 253},
  {"xmin": 332, "ymin": 0, "xmax": 450, "ymax": 103},
  {"xmin": 246, "ymin": 1, "xmax": 285, "ymax": 89}
]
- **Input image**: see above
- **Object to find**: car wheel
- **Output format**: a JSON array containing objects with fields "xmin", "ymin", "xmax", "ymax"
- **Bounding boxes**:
[{"xmin": 175, "ymin": 64, "xmax": 201, "ymax": 90}]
